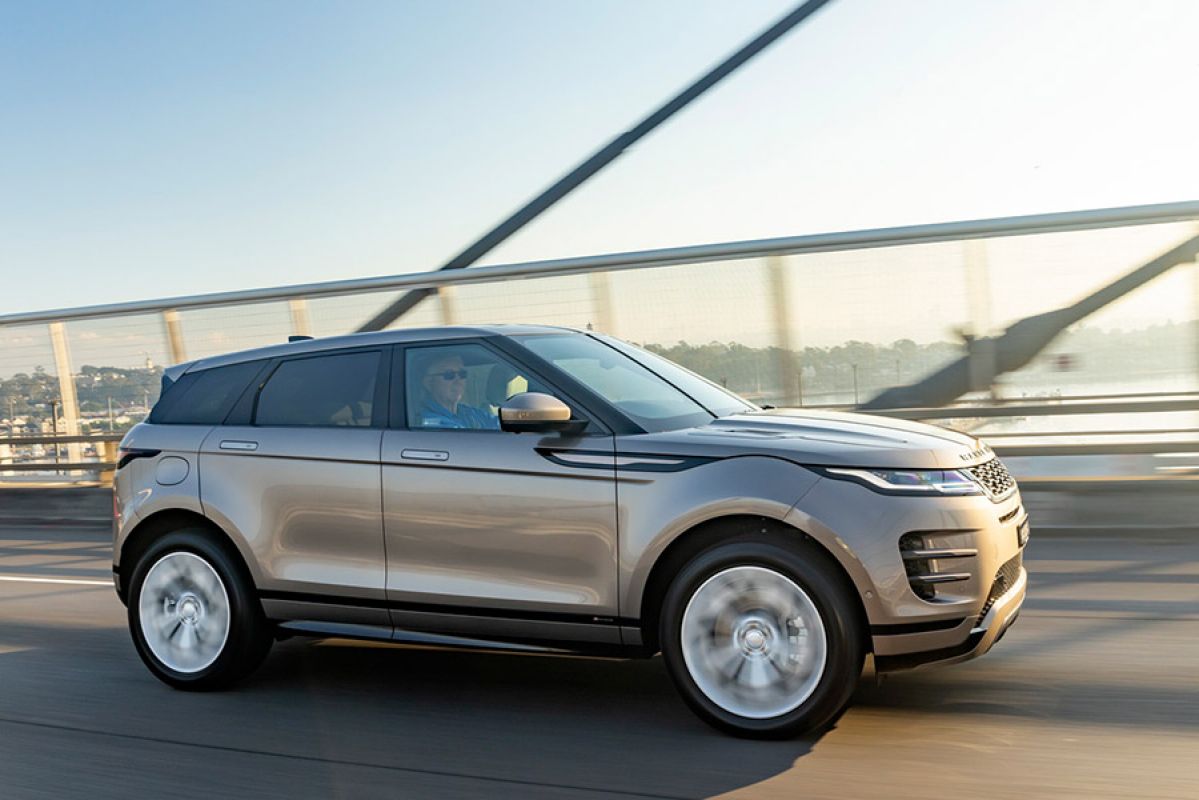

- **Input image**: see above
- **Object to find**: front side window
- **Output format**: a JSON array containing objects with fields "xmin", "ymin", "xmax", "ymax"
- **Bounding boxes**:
[
  {"xmin": 404, "ymin": 343, "xmax": 550, "ymax": 431},
  {"xmin": 255, "ymin": 351, "xmax": 380, "ymax": 427}
]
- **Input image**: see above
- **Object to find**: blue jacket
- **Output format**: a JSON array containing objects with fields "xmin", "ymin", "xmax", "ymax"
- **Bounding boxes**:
[{"xmin": 415, "ymin": 398, "xmax": 500, "ymax": 430}]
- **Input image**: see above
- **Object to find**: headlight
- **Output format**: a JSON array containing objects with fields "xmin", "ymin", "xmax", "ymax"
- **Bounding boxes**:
[{"xmin": 821, "ymin": 467, "xmax": 982, "ymax": 496}]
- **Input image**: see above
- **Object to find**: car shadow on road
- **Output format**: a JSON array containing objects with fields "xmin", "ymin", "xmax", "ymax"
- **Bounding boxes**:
[
  {"xmin": 245, "ymin": 637, "xmax": 822, "ymax": 797},
  {"xmin": 0, "ymin": 615, "xmax": 825, "ymax": 799},
  {"xmin": 4, "ymin": 615, "xmax": 1197, "ymax": 799}
]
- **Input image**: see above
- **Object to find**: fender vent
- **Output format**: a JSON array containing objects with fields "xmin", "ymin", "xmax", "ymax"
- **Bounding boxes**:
[{"xmin": 899, "ymin": 533, "xmax": 977, "ymax": 601}]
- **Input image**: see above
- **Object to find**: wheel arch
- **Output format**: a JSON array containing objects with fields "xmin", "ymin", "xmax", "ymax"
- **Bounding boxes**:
[
  {"xmin": 636, "ymin": 515, "xmax": 871, "ymax": 655},
  {"xmin": 115, "ymin": 508, "xmax": 257, "ymax": 606}
]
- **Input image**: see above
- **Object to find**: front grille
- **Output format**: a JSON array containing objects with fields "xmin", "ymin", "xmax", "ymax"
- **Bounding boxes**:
[
  {"xmin": 966, "ymin": 458, "xmax": 1016, "ymax": 500},
  {"xmin": 978, "ymin": 551, "xmax": 1023, "ymax": 623}
]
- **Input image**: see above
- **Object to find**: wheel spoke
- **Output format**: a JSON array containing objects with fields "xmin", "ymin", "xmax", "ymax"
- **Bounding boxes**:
[
  {"xmin": 680, "ymin": 565, "xmax": 827, "ymax": 720},
  {"xmin": 138, "ymin": 552, "xmax": 230, "ymax": 674},
  {"xmin": 740, "ymin": 656, "xmax": 772, "ymax": 690}
]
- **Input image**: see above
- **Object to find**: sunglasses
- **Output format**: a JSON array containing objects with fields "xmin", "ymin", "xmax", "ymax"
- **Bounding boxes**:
[{"xmin": 428, "ymin": 369, "xmax": 468, "ymax": 381}]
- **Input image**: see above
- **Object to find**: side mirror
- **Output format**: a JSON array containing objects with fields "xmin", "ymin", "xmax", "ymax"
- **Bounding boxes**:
[{"xmin": 499, "ymin": 393, "xmax": 583, "ymax": 434}]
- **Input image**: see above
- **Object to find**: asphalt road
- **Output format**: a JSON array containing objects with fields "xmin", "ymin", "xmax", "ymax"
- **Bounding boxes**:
[{"xmin": 0, "ymin": 519, "xmax": 1196, "ymax": 799}]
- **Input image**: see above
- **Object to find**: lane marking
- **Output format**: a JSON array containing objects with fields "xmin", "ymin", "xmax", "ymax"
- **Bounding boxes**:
[{"xmin": 0, "ymin": 575, "xmax": 111, "ymax": 586}]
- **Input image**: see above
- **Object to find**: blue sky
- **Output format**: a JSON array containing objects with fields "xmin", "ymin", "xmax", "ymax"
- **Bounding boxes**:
[{"xmin": 2, "ymin": 0, "xmax": 1198, "ymax": 317}]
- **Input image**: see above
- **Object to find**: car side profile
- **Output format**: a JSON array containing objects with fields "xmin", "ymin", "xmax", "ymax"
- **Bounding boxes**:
[{"xmin": 113, "ymin": 325, "xmax": 1027, "ymax": 737}]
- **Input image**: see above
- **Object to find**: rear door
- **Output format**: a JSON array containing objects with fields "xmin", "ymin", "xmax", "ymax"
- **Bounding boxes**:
[{"xmin": 199, "ymin": 347, "xmax": 390, "ymax": 624}]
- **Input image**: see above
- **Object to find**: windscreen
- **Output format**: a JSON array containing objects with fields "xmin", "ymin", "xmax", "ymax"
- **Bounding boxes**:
[
  {"xmin": 595, "ymin": 335, "xmax": 756, "ymax": 418},
  {"xmin": 516, "ymin": 333, "xmax": 750, "ymax": 432}
]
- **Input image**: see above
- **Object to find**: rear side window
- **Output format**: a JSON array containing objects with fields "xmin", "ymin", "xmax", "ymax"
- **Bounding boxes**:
[
  {"xmin": 255, "ymin": 351, "xmax": 380, "ymax": 427},
  {"xmin": 149, "ymin": 361, "xmax": 264, "ymax": 425}
]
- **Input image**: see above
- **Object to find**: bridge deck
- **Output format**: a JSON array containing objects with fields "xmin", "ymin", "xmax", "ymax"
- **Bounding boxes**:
[{"xmin": 0, "ymin": 520, "xmax": 1195, "ymax": 799}]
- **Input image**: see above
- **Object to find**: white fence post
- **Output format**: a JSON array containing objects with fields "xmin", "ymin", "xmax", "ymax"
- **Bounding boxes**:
[
  {"xmin": 47, "ymin": 322, "xmax": 82, "ymax": 468},
  {"xmin": 767, "ymin": 256, "xmax": 800, "ymax": 406},
  {"xmin": 288, "ymin": 299, "xmax": 313, "ymax": 338},
  {"xmin": 161, "ymin": 309, "xmax": 188, "ymax": 365}
]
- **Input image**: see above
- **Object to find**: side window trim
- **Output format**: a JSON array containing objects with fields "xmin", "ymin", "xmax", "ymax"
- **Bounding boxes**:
[
  {"xmin": 389, "ymin": 345, "xmax": 406, "ymax": 430},
  {"xmin": 372, "ymin": 346, "xmax": 393, "ymax": 429},
  {"xmin": 248, "ymin": 358, "xmax": 281, "ymax": 426},
  {"xmin": 393, "ymin": 338, "xmax": 608, "ymax": 435},
  {"xmin": 221, "ymin": 359, "xmax": 276, "ymax": 426},
  {"xmin": 249, "ymin": 347, "xmax": 387, "ymax": 429}
]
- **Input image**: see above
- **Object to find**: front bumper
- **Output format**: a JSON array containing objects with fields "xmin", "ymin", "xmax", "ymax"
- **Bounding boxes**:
[
  {"xmin": 873, "ymin": 563, "xmax": 1026, "ymax": 671},
  {"xmin": 786, "ymin": 472, "xmax": 1029, "ymax": 672}
]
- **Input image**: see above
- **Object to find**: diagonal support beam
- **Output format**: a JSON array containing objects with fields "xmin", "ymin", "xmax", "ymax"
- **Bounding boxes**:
[
  {"xmin": 357, "ymin": 0, "xmax": 833, "ymax": 332},
  {"xmin": 862, "ymin": 233, "xmax": 1199, "ymax": 410}
]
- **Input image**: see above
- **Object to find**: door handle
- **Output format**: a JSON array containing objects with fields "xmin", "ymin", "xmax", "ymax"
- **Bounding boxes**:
[
  {"xmin": 400, "ymin": 449, "xmax": 449, "ymax": 462},
  {"xmin": 219, "ymin": 440, "xmax": 259, "ymax": 451}
]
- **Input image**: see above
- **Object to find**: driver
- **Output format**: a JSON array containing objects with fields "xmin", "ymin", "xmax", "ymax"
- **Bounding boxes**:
[{"xmin": 414, "ymin": 352, "xmax": 500, "ymax": 430}]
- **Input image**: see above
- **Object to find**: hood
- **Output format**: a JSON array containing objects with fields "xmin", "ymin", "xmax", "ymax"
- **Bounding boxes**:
[{"xmin": 625, "ymin": 408, "xmax": 993, "ymax": 470}]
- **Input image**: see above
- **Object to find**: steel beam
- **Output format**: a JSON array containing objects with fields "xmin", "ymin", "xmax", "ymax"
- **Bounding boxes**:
[
  {"xmin": 864, "ymin": 233, "xmax": 1199, "ymax": 410},
  {"xmin": 355, "ymin": 0, "xmax": 834, "ymax": 332},
  {"xmin": 4, "ymin": 200, "xmax": 1199, "ymax": 328}
]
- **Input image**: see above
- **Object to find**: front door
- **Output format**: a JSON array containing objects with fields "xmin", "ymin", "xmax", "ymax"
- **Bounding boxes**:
[{"xmin": 381, "ymin": 341, "xmax": 619, "ymax": 644}]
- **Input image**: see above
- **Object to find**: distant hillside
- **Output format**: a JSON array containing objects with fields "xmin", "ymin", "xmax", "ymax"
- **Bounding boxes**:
[
  {"xmin": 643, "ymin": 320, "xmax": 1197, "ymax": 402},
  {"xmin": 1, "ymin": 321, "xmax": 1194, "ymax": 427},
  {"xmin": 1, "ymin": 365, "xmax": 161, "ymax": 429}
]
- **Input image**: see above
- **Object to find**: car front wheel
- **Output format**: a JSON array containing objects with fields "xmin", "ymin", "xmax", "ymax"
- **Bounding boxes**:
[{"xmin": 660, "ymin": 535, "xmax": 864, "ymax": 738}]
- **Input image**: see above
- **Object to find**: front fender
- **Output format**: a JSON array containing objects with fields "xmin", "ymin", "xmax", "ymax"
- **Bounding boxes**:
[{"xmin": 618, "ymin": 455, "xmax": 820, "ymax": 616}]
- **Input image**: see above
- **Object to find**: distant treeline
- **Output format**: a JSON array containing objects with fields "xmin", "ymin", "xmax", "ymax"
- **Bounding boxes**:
[
  {"xmin": 642, "ymin": 320, "xmax": 1197, "ymax": 401},
  {"xmin": 1, "ymin": 321, "xmax": 1194, "ymax": 425}
]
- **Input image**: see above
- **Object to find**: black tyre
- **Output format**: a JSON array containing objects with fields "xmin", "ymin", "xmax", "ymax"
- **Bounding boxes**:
[
  {"xmin": 127, "ymin": 528, "xmax": 272, "ymax": 690},
  {"xmin": 659, "ymin": 534, "xmax": 864, "ymax": 738}
]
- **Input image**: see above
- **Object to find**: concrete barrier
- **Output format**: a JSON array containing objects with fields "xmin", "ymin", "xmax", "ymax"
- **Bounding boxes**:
[
  {"xmin": 0, "ymin": 487, "xmax": 111, "ymax": 528},
  {"xmin": 1019, "ymin": 479, "xmax": 1199, "ymax": 535}
]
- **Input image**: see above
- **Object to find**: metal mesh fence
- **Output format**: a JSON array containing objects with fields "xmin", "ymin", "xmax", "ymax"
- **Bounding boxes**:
[{"xmin": 2, "ymin": 210, "xmax": 1198, "ymax": 465}]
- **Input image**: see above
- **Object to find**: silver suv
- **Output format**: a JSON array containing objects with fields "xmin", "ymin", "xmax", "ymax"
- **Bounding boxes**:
[{"xmin": 113, "ymin": 325, "xmax": 1027, "ymax": 737}]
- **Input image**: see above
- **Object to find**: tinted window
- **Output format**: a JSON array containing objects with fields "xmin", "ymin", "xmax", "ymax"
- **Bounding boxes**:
[
  {"xmin": 255, "ymin": 351, "xmax": 380, "ymax": 427},
  {"xmin": 404, "ymin": 343, "xmax": 551, "ymax": 431},
  {"xmin": 150, "ymin": 361, "xmax": 263, "ymax": 425}
]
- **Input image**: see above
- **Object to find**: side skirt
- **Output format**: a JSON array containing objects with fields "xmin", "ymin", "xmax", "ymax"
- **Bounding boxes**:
[{"xmin": 275, "ymin": 619, "xmax": 640, "ymax": 659}]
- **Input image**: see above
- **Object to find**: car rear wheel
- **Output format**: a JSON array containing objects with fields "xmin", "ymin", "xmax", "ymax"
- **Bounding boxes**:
[
  {"xmin": 659, "ymin": 535, "xmax": 863, "ymax": 738},
  {"xmin": 127, "ymin": 528, "xmax": 272, "ymax": 690}
]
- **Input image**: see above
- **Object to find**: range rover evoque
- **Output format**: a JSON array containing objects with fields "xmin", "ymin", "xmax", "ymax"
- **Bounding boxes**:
[{"xmin": 113, "ymin": 325, "xmax": 1028, "ymax": 737}]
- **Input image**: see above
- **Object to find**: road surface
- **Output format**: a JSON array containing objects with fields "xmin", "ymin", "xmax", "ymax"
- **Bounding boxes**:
[{"xmin": 0, "ymin": 517, "xmax": 1195, "ymax": 799}]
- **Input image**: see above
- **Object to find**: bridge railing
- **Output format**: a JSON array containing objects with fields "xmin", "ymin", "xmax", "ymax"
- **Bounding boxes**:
[
  {"xmin": 4, "ymin": 402, "xmax": 1195, "ymax": 486},
  {"xmin": 2, "ymin": 200, "xmax": 1198, "ymax": 480},
  {"xmin": 0, "ymin": 434, "xmax": 121, "ymax": 485}
]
